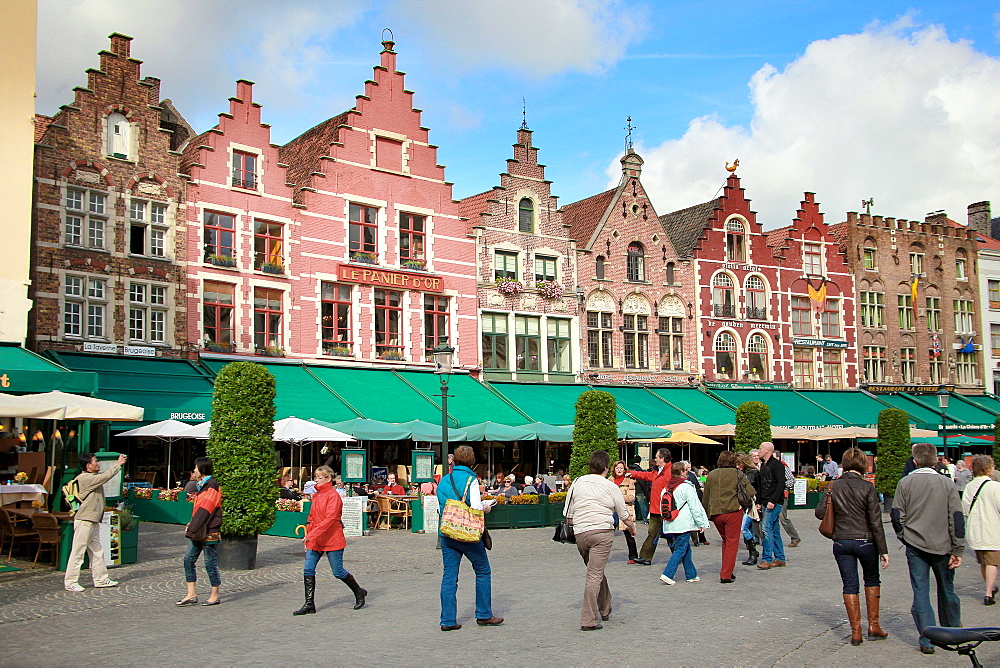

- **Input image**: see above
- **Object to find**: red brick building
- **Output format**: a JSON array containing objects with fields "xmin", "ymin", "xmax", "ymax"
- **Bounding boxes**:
[
  {"xmin": 31, "ymin": 34, "xmax": 192, "ymax": 360},
  {"xmin": 460, "ymin": 126, "xmax": 579, "ymax": 381}
]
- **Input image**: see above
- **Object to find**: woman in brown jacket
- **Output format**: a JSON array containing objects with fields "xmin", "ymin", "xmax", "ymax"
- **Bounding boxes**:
[
  {"xmin": 702, "ymin": 451, "xmax": 755, "ymax": 583},
  {"xmin": 610, "ymin": 460, "xmax": 639, "ymax": 563}
]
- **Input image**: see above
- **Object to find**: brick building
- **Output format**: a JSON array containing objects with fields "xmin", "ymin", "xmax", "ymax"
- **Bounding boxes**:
[
  {"xmin": 831, "ymin": 209, "xmax": 984, "ymax": 389},
  {"xmin": 564, "ymin": 148, "xmax": 697, "ymax": 384},
  {"xmin": 31, "ymin": 34, "xmax": 192, "ymax": 360},
  {"xmin": 460, "ymin": 126, "xmax": 579, "ymax": 382},
  {"xmin": 966, "ymin": 201, "xmax": 1000, "ymax": 393}
]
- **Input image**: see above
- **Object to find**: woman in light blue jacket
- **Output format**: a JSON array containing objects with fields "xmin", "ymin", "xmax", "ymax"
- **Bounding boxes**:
[{"xmin": 659, "ymin": 461, "xmax": 710, "ymax": 585}]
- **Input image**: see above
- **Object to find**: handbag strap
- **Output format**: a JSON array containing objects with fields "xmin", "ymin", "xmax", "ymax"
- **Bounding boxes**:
[
  {"xmin": 968, "ymin": 479, "xmax": 991, "ymax": 514},
  {"xmin": 564, "ymin": 483, "xmax": 576, "ymax": 519},
  {"xmin": 449, "ymin": 471, "xmax": 474, "ymax": 506}
]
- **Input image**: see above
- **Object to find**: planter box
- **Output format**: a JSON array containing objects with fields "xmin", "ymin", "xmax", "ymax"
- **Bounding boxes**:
[
  {"xmin": 263, "ymin": 509, "xmax": 310, "ymax": 538},
  {"xmin": 510, "ymin": 503, "xmax": 545, "ymax": 528},
  {"xmin": 485, "ymin": 501, "xmax": 560, "ymax": 529},
  {"xmin": 545, "ymin": 500, "xmax": 565, "ymax": 525},
  {"xmin": 126, "ymin": 489, "xmax": 192, "ymax": 524}
]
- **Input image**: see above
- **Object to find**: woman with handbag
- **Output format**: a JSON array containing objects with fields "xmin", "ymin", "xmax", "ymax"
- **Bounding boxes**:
[
  {"xmin": 436, "ymin": 445, "xmax": 503, "ymax": 631},
  {"xmin": 702, "ymin": 451, "xmax": 755, "ymax": 583},
  {"xmin": 609, "ymin": 460, "xmax": 639, "ymax": 563},
  {"xmin": 176, "ymin": 457, "xmax": 222, "ymax": 607},
  {"xmin": 814, "ymin": 447, "xmax": 889, "ymax": 646}
]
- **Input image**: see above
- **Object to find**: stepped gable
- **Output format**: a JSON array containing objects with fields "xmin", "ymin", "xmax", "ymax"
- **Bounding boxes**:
[
  {"xmin": 659, "ymin": 198, "xmax": 720, "ymax": 259},
  {"xmin": 33, "ymin": 114, "xmax": 54, "ymax": 143}
]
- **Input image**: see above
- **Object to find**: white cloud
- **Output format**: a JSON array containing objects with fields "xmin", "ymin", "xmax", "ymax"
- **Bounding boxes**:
[
  {"xmin": 392, "ymin": 0, "xmax": 646, "ymax": 76},
  {"xmin": 624, "ymin": 21, "xmax": 1000, "ymax": 229}
]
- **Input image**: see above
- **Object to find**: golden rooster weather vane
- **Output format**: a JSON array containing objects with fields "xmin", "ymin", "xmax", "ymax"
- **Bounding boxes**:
[{"xmin": 725, "ymin": 159, "xmax": 739, "ymax": 173}]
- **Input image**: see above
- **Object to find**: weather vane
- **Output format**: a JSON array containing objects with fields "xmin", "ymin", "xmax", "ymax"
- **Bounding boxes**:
[
  {"xmin": 521, "ymin": 97, "xmax": 528, "ymax": 130},
  {"xmin": 725, "ymin": 159, "xmax": 739, "ymax": 173},
  {"xmin": 862, "ymin": 197, "xmax": 874, "ymax": 214},
  {"xmin": 624, "ymin": 117, "xmax": 635, "ymax": 151}
]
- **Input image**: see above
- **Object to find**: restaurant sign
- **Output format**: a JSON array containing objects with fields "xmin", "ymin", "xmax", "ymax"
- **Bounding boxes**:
[
  {"xmin": 864, "ymin": 384, "xmax": 955, "ymax": 395},
  {"xmin": 706, "ymin": 382, "xmax": 793, "ymax": 390},
  {"xmin": 586, "ymin": 373, "xmax": 692, "ymax": 386},
  {"xmin": 83, "ymin": 342, "xmax": 157, "ymax": 357},
  {"xmin": 336, "ymin": 264, "xmax": 445, "ymax": 293},
  {"xmin": 792, "ymin": 338, "xmax": 849, "ymax": 349}
]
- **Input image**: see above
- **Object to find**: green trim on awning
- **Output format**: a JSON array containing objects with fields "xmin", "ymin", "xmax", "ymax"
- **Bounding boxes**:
[
  {"xmin": 874, "ymin": 394, "xmax": 942, "ymax": 425},
  {"xmin": 487, "ymin": 382, "xmax": 630, "ymax": 425},
  {"xmin": 903, "ymin": 393, "xmax": 998, "ymax": 427},
  {"xmin": 400, "ymin": 372, "xmax": 531, "ymax": 426},
  {"xmin": 597, "ymin": 386, "xmax": 694, "ymax": 425},
  {"xmin": 4, "ymin": 346, "xmax": 97, "ymax": 394},
  {"xmin": 645, "ymin": 388, "xmax": 735, "ymax": 425},
  {"xmin": 706, "ymin": 389, "xmax": 849, "ymax": 427},
  {"xmin": 278, "ymin": 364, "xmax": 431, "ymax": 423},
  {"xmin": 956, "ymin": 394, "xmax": 1000, "ymax": 417},
  {"xmin": 791, "ymin": 390, "xmax": 896, "ymax": 427}
]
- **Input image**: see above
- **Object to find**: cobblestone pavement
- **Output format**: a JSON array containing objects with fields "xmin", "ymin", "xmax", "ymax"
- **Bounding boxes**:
[{"xmin": 0, "ymin": 509, "xmax": 997, "ymax": 666}]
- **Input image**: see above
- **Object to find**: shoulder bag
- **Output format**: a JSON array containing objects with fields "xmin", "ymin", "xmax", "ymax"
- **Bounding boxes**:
[
  {"xmin": 736, "ymin": 470, "xmax": 754, "ymax": 509},
  {"xmin": 967, "ymin": 478, "xmax": 994, "ymax": 514},
  {"xmin": 552, "ymin": 485, "xmax": 577, "ymax": 544},
  {"xmin": 439, "ymin": 473, "xmax": 485, "ymax": 542},
  {"xmin": 818, "ymin": 482, "xmax": 836, "ymax": 539}
]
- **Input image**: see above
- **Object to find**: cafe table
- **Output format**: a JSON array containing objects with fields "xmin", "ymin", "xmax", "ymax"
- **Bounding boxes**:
[{"xmin": 0, "ymin": 484, "xmax": 47, "ymax": 507}]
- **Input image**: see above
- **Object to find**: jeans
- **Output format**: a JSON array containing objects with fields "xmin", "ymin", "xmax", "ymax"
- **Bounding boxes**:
[
  {"xmin": 661, "ymin": 532, "xmax": 697, "ymax": 580},
  {"xmin": 833, "ymin": 539, "xmax": 880, "ymax": 594},
  {"xmin": 576, "ymin": 529, "xmax": 614, "ymax": 627},
  {"xmin": 741, "ymin": 513, "xmax": 755, "ymax": 542},
  {"xmin": 183, "ymin": 540, "xmax": 221, "ymax": 587},
  {"xmin": 761, "ymin": 504, "xmax": 786, "ymax": 563},
  {"xmin": 440, "ymin": 534, "xmax": 492, "ymax": 626},
  {"xmin": 639, "ymin": 515, "xmax": 662, "ymax": 560},
  {"xmin": 779, "ymin": 503, "xmax": 800, "ymax": 541},
  {"xmin": 634, "ymin": 494, "xmax": 649, "ymax": 523},
  {"xmin": 712, "ymin": 510, "xmax": 744, "ymax": 579},
  {"xmin": 303, "ymin": 548, "xmax": 349, "ymax": 579},
  {"xmin": 905, "ymin": 545, "xmax": 961, "ymax": 648}
]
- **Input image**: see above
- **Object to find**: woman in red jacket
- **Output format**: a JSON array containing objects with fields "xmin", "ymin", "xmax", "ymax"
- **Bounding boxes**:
[
  {"xmin": 293, "ymin": 465, "xmax": 368, "ymax": 615},
  {"xmin": 177, "ymin": 457, "xmax": 222, "ymax": 607}
]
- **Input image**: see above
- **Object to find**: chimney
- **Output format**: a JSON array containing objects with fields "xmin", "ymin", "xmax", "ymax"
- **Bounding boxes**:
[
  {"xmin": 968, "ymin": 201, "xmax": 992, "ymax": 236},
  {"xmin": 109, "ymin": 32, "xmax": 132, "ymax": 58},
  {"xmin": 925, "ymin": 211, "xmax": 948, "ymax": 225},
  {"xmin": 380, "ymin": 37, "xmax": 396, "ymax": 71}
]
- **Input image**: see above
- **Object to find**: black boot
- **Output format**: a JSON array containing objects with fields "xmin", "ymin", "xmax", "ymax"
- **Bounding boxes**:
[
  {"xmin": 293, "ymin": 575, "xmax": 316, "ymax": 615},
  {"xmin": 340, "ymin": 573, "xmax": 367, "ymax": 609},
  {"xmin": 742, "ymin": 540, "xmax": 759, "ymax": 566}
]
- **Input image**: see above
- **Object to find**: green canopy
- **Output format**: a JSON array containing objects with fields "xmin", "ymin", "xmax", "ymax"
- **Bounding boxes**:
[
  {"xmin": 617, "ymin": 421, "xmax": 672, "ymax": 440},
  {"xmin": 516, "ymin": 422, "xmax": 574, "ymax": 442},
  {"xmin": 461, "ymin": 421, "xmax": 534, "ymax": 442},
  {"xmin": 313, "ymin": 418, "xmax": 410, "ymax": 441},
  {"xmin": 397, "ymin": 419, "xmax": 468, "ymax": 443}
]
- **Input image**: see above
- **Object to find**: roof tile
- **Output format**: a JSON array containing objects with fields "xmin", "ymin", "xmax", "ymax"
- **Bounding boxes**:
[
  {"xmin": 562, "ymin": 188, "xmax": 618, "ymax": 248},
  {"xmin": 659, "ymin": 199, "xmax": 720, "ymax": 258}
]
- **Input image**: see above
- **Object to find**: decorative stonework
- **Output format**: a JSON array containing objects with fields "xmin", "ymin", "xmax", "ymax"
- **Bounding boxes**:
[
  {"xmin": 622, "ymin": 293, "xmax": 651, "ymax": 315},
  {"xmin": 587, "ymin": 290, "xmax": 615, "ymax": 312},
  {"xmin": 659, "ymin": 295, "xmax": 685, "ymax": 317}
]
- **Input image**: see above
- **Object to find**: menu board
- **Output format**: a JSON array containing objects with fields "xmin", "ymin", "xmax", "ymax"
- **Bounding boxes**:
[
  {"xmin": 341, "ymin": 450, "xmax": 367, "ymax": 483},
  {"xmin": 793, "ymin": 478, "xmax": 808, "ymax": 506},
  {"xmin": 422, "ymin": 495, "xmax": 440, "ymax": 533},
  {"xmin": 411, "ymin": 451, "xmax": 435, "ymax": 483},
  {"xmin": 341, "ymin": 496, "xmax": 365, "ymax": 537}
]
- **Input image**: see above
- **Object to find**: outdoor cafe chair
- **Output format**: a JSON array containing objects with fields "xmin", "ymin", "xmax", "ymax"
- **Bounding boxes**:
[
  {"xmin": 0, "ymin": 508, "xmax": 39, "ymax": 560},
  {"xmin": 30, "ymin": 513, "xmax": 60, "ymax": 567},
  {"xmin": 375, "ymin": 495, "xmax": 409, "ymax": 530}
]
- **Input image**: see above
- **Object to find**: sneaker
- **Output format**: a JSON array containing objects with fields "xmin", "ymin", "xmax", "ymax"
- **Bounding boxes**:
[
  {"xmin": 659, "ymin": 575, "xmax": 675, "ymax": 585},
  {"xmin": 94, "ymin": 579, "xmax": 118, "ymax": 588},
  {"xmin": 65, "ymin": 583, "xmax": 85, "ymax": 592},
  {"xmin": 788, "ymin": 539, "xmax": 801, "ymax": 548},
  {"xmin": 686, "ymin": 577, "xmax": 701, "ymax": 582}
]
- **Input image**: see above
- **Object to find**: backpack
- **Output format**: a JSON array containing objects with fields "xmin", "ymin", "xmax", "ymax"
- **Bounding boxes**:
[
  {"xmin": 62, "ymin": 477, "xmax": 91, "ymax": 516},
  {"xmin": 658, "ymin": 478, "xmax": 689, "ymax": 521}
]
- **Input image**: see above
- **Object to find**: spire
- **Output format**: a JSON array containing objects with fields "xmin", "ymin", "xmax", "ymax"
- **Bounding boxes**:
[
  {"xmin": 624, "ymin": 116, "xmax": 635, "ymax": 152},
  {"xmin": 520, "ymin": 97, "xmax": 528, "ymax": 130}
]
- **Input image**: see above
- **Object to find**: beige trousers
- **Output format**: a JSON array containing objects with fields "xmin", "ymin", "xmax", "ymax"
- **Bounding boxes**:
[
  {"xmin": 576, "ymin": 528, "xmax": 614, "ymax": 627},
  {"xmin": 64, "ymin": 519, "xmax": 110, "ymax": 587}
]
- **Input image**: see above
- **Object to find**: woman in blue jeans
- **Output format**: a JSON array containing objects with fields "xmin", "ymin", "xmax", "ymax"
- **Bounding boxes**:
[
  {"xmin": 659, "ymin": 461, "xmax": 709, "ymax": 585},
  {"xmin": 815, "ymin": 448, "xmax": 889, "ymax": 646},
  {"xmin": 177, "ymin": 457, "xmax": 222, "ymax": 606},
  {"xmin": 436, "ymin": 445, "xmax": 503, "ymax": 631}
]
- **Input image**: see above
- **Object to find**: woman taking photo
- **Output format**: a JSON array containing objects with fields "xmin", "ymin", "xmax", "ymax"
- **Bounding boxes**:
[
  {"xmin": 293, "ymin": 465, "xmax": 367, "ymax": 615},
  {"xmin": 177, "ymin": 457, "xmax": 222, "ymax": 607},
  {"xmin": 814, "ymin": 447, "xmax": 888, "ymax": 646},
  {"xmin": 609, "ymin": 460, "xmax": 639, "ymax": 564},
  {"xmin": 702, "ymin": 451, "xmax": 755, "ymax": 583},
  {"xmin": 565, "ymin": 449, "xmax": 634, "ymax": 630},
  {"xmin": 658, "ymin": 461, "xmax": 710, "ymax": 585}
]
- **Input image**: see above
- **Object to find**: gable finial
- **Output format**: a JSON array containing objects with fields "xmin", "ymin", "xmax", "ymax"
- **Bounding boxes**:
[
  {"xmin": 862, "ymin": 197, "xmax": 874, "ymax": 214},
  {"xmin": 725, "ymin": 158, "xmax": 739, "ymax": 173},
  {"xmin": 520, "ymin": 97, "xmax": 528, "ymax": 130},
  {"xmin": 624, "ymin": 116, "xmax": 635, "ymax": 151}
]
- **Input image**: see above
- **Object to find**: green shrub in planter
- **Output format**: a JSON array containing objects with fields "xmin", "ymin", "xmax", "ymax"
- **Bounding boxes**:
[
  {"xmin": 875, "ymin": 408, "xmax": 910, "ymax": 497},
  {"xmin": 735, "ymin": 401, "xmax": 772, "ymax": 453},
  {"xmin": 570, "ymin": 390, "xmax": 617, "ymax": 480}
]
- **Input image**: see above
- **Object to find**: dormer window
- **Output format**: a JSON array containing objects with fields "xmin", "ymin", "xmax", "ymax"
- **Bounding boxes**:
[
  {"xmin": 725, "ymin": 219, "xmax": 745, "ymax": 262},
  {"xmin": 107, "ymin": 112, "xmax": 130, "ymax": 159},
  {"xmin": 518, "ymin": 198, "xmax": 534, "ymax": 233},
  {"xmin": 626, "ymin": 242, "xmax": 645, "ymax": 282},
  {"xmin": 232, "ymin": 150, "xmax": 258, "ymax": 190}
]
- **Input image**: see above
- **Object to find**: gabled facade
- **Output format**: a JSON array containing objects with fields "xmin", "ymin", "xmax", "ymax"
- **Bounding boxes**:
[
  {"xmin": 565, "ymin": 149, "xmax": 696, "ymax": 384},
  {"xmin": 460, "ymin": 127, "xmax": 578, "ymax": 382},
  {"xmin": 966, "ymin": 201, "xmax": 1000, "ymax": 393},
  {"xmin": 31, "ymin": 34, "xmax": 191, "ymax": 360}
]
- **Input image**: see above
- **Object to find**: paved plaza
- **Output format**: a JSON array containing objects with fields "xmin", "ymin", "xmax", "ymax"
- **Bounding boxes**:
[{"xmin": 0, "ymin": 509, "xmax": 997, "ymax": 666}]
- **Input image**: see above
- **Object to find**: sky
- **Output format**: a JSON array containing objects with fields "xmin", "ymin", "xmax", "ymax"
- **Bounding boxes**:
[{"xmin": 35, "ymin": 0, "xmax": 1000, "ymax": 231}]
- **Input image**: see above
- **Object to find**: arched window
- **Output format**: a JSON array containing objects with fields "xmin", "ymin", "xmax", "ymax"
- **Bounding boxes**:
[
  {"xmin": 715, "ymin": 332, "xmax": 737, "ymax": 380},
  {"xmin": 712, "ymin": 273, "xmax": 735, "ymax": 318},
  {"xmin": 745, "ymin": 275, "xmax": 766, "ymax": 319},
  {"xmin": 595, "ymin": 255, "xmax": 606, "ymax": 280},
  {"xmin": 726, "ymin": 219, "xmax": 745, "ymax": 262},
  {"xmin": 518, "ymin": 198, "xmax": 534, "ymax": 233},
  {"xmin": 107, "ymin": 112, "xmax": 130, "ymax": 159},
  {"xmin": 862, "ymin": 237, "xmax": 878, "ymax": 270},
  {"xmin": 747, "ymin": 333, "xmax": 768, "ymax": 380},
  {"xmin": 956, "ymin": 248, "xmax": 968, "ymax": 280},
  {"xmin": 665, "ymin": 261, "xmax": 675, "ymax": 285},
  {"xmin": 627, "ymin": 242, "xmax": 645, "ymax": 282}
]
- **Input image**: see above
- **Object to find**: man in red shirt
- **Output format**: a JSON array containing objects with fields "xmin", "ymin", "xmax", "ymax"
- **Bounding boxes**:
[
  {"xmin": 383, "ymin": 473, "xmax": 406, "ymax": 495},
  {"xmin": 627, "ymin": 448, "xmax": 673, "ymax": 565}
]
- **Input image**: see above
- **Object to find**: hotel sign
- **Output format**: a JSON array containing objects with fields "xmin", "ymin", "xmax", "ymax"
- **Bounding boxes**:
[
  {"xmin": 792, "ymin": 338, "xmax": 849, "ymax": 349},
  {"xmin": 706, "ymin": 382, "xmax": 793, "ymax": 390},
  {"xmin": 706, "ymin": 319, "xmax": 779, "ymax": 330},
  {"xmin": 336, "ymin": 265, "xmax": 445, "ymax": 293}
]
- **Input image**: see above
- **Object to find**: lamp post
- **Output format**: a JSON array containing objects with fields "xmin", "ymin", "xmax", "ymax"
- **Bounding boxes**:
[
  {"xmin": 937, "ymin": 385, "xmax": 950, "ymax": 457},
  {"xmin": 433, "ymin": 339, "xmax": 455, "ymax": 459}
]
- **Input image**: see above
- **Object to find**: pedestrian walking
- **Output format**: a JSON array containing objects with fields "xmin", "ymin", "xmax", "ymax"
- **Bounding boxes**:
[
  {"xmin": 176, "ymin": 457, "xmax": 222, "ymax": 606},
  {"xmin": 64, "ymin": 452, "xmax": 126, "ymax": 592},
  {"xmin": 756, "ymin": 442, "xmax": 787, "ymax": 569},
  {"xmin": 737, "ymin": 451, "xmax": 761, "ymax": 565},
  {"xmin": 890, "ymin": 442, "xmax": 964, "ymax": 655},
  {"xmin": 962, "ymin": 455, "xmax": 1000, "ymax": 606},
  {"xmin": 293, "ymin": 465, "xmax": 367, "ymax": 615},
  {"xmin": 815, "ymin": 448, "xmax": 889, "ymax": 646},
  {"xmin": 627, "ymin": 448, "xmax": 672, "ymax": 565},
  {"xmin": 684, "ymin": 460, "xmax": 710, "ymax": 546},
  {"xmin": 778, "ymin": 453, "xmax": 801, "ymax": 548},
  {"xmin": 658, "ymin": 461, "xmax": 709, "ymax": 585},
  {"xmin": 954, "ymin": 459, "xmax": 973, "ymax": 494},
  {"xmin": 702, "ymin": 450, "xmax": 755, "ymax": 583},
  {"xmin": 609, "ymin": 460, "xmax": 639, "ymax": 563}
]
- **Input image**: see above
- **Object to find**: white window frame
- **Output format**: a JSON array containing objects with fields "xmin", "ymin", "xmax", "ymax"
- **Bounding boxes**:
[
  {"xmin": 64, "ymin": 274, "xmax": 108, "ymax": 340},
  {"xmin": 129, "ymin": 198, "xmax": 169, "ymax": 258},
  {"xmin": 65, "ymin": 188, "xmax": 108, "ymax": 250},
  {"xmin": 128, "ymin": 280, "xmax": 169, "ymax": 345}
]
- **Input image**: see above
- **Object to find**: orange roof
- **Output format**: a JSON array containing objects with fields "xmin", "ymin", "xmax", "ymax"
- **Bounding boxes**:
[
  {"xmin": 458, "ymin": 189, "xmax": 494, "ymax": 222},
  {"xmin": 978, "ymin": 234, "xmax": 1000, "ymax": 252},
  {"xmin": 33, "ymin": 114, "xmax": 54, "ymax": 143},
  {"xmin": 562, "ymin": 188, "xmax": 617, "ymax": 248}
]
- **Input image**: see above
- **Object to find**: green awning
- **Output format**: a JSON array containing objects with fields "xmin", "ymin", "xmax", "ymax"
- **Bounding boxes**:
[
  {"xmin": 395, "ymin": 371, "xmax": 530, "ymax": 426},
  {"xmin": 315, "ymin": 418, "xmax": 411, "ymax": 441},
  {"xmin": 874, "ymin": 394, "xmax": 941, "ymax": 427},
  {"xmin": 462, "ymin": 422, "xmax": 534, "ymax": 441},
  {"xmin": 487, "ymin": 382, "xmax": 630, "ymax": 425},
  {"xmin": 793, "ymin": 390, "xmax": 900, "ymax": 427},
  {"xmin": 516, "ymin": 422, "xmax": 574, "ymax": 442},
  {"xmin": 396, "ymin": 419, "xmax": 468, "ymax": 442},
  {"xmin": 707, "ymin": 388, "xmax": 850, "ymax": 427},
  {"xmin": 903, "ymin": 393, "xmax": 998, "ymax": 429},
  {"xmin": 597, "ymin": 386, "xmax": 695, "ymax": 424},
  {"xmin": 617, "ymin": 421, "xmax": 672, "ymax": 439},
  {"xmin": 301, "ymin": 365, "xmax": 439, "ymax": 423},
  {"xmin": 3, "ymin": 345, "xmax": 97, "ymax": 394},
  {"xmin": 645, "ymin": 388, "xmax": 735, "ymax": 425},
  {"xmin": 956, "ymin": 394, "xmax": 1000, "ymax": 416},
  {"xmin": 53, "ymin": 352, "xmax": 213, "ymax": 424}
]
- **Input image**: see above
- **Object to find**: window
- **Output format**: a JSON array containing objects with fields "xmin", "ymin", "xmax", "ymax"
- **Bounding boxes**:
[
  {"xmin": 897, "ymin": 294, "xmax": 914, "ymax": 330},
  {"xmin": 910, "ymin": 252, "xmax": 924, "ymax": 275},
  {"xmin": 956, "ymin": 257, "xmax": 967, "ymax": 280},
  {"xmin": 899, "ymin": 347, "xmax": 916, "ymax": 382},
  {"xmin": 955, "ymin": 352, "xmax": 977, "ymax": 385},
  {"xmin": 321, "ymin": 283, "xmax": 352, "ymax": 355},
  {"xmin": 659, "ymin": 316, "xmax": 684, "ymax": 371},
  {"xmin": 863, "ymin": 346, "xmax": 886, "ymax": 382},
  {"xmin": 821, "ymin": 299, "xmax": 841, "ymax": 337},
  {"xmin": 204, "ymin": 211, "xmax": 236, "ymax": 261},
  {"xmin": 374, "ymin": 289, "xmax": 402, "ymax": 356},
  {"xmin": 862, "ymin": 242, "xmax": 878, "ymax": 270},
  {"xmin": 253, "ymin": 220, "xmax": 283, "ymax": 271},
  {"xmin": 725, "ymin": 219, "xmax": 745, "ymax": 262},
  {"xmin": 823, "ymin": 349, "xmax": 843, "ymax": 389},
  {"xmin": 595, "ymin": 255, "xmax": 606, "ymax": 280},
  {"xmin": 515, "ymin": 316, "xmax": 541, "ymax": 370},
  {"xmin": 534, "ymin": 255, "xmax": 557, "ymax": 282},
  {"xmin": 791, "ymin": 296, "xmax": 812, "ymax": 336},
  {"xmin": 203, "ymin": 281, "xmax": 234, "ymax": 347},
  {"xmin": 253, "ymin": 288, "xmax": 283, "ymax": 351},
  {"xmin": 399, "ymin": 213, "xmax": 426, "ymax": 262},
  {"xmin": 349, "ymin": 203, "xmax": 378, "ymax": 256},
  {"xmin": 128, "ymin": 199, "xmax": 168, "ymax": 257},
  {"xmin": 65, "ymin": 189, "xmax": 107, "ymax": 249},
  {"xmin": 623, "ymin": 314, "xmax": 648, "ymax": 369},
  {"xmin": 929, "ymin": 358, "xmax": 943, "ymax": 384},
  {"xmin": 747, "ymin": 333, "xmax": 768, "ymax": 380},
  {"xmin": 494, "ymin": 250, "xmax": 518, "ymax": 280},
  {"xmin": 587, "ymin": 311, "xmax": 613, "ymax": 368},
  {"xmin": 803, "ymin": 243, "xmax": 823, "ymax": 276},
  {"xmin": 63, "ymin": 275, "xmax": 106, "ymax": 339},
  {"xmin": 925, "ymin": 296, "xmax": 941, "ymax": 331},
  {"xmin": 518, "ymin": 198, "xmax": 534, "ymax": 233},
  {"xmin": 127, "ymin": 282, "xmax": 167, "ymax": 344},
  {"xmin": 547, "ymin": 318, "xmax": 572, "ymax": 373},
  {"xmin": 712, "ymin": 274, "xmax": 735, "ymax": 318},
  {"xmin": 666, "ymin": 262, "xmax": 675, "ymax": 285},
  {"xmin": 232, "ymin": 150, "xmax": 257, "ymax": 189},
  {"xmin": 989, "ymin": 280, "xmax": 1000, "ymax": 307},
  {"xmin": 860, "ymin": 291, "xmax": 885, "ymax": 328},
  {"xmin": 746, "ymin": 276, "xmax": 767, "ymax": 320},
  {"xmin": 992, "ymin": 323, "xmax": 1000, "ymax": 355},
  {"xmin": 482, "ymin": 313, "xmax": 508, "ymax": 370},
  {"xmin": 106, "ymin": 112, "xmax": 129, "ymax": 158},
  {"xmin": 954, "ymin": 299, "xmax": 975, "ymax": 334},
  {"xmin": 793, "ymin": 347, "xmax": 814, "ymax": 388},
  {"xmin": 423, "ymin": 295, "xmax": 450, "ymax": 361},
  {"xmin": 626, "ymin": 242, "xmax": 645, "ymax": 282},
  {"xmin": 715, "ymin": 332, "xmax": 736, "ymax": 379}
]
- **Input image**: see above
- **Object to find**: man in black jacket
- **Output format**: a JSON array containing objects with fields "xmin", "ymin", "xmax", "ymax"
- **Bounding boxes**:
[{"xmin": 756, "ymin": 442, "xmax": 787, "ymax": 569}]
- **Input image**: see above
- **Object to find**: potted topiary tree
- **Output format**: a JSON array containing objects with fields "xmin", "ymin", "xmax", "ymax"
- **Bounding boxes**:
[
  {"xmin": 876, "ymin": 407, "xmax": 910, "ymax": 513},
  {"xmin": 207, "ymin": 361, "xmax": 277, "ymax": 570},
  {"xmin": 993, "ymin": 415, "xmax": 1000, "ymax": 465},
  {"xmin": 569, "ymin": 390, "xmax": 617, "ymax": 480},
  {"xmin": 735, "ymin": 401, "xmax": 772, "ymax": 453}
]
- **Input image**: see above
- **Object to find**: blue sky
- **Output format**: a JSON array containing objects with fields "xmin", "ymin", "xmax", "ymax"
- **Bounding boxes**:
[{"xmin": 36, "ymin": 1, "xmax": 1000, "ymax": 229}]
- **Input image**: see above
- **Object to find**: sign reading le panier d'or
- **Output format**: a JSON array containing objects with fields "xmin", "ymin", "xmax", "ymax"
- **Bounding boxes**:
[{"xmin": 337, "ymin": 264, "xmax": 444, "ymax": 293}]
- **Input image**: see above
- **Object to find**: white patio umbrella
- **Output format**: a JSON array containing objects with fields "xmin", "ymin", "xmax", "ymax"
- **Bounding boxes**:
[
  {"xmin": 0, "ymin": 393, "xmax": 68, "ymax": 419},
  {"xmin": 272, "ymin": 417, "xmax": 356, "ymax": 479},
  {"xmin": 32, "ymin": 390, "xmax": 144, "ymax": 421},
  {"xmin": 115, "ymin": 419, "xmax": 194, "ymax": 487},
  {"xmin": 174, "ymin": 421, "xmax": 211, "ymax": 439}
]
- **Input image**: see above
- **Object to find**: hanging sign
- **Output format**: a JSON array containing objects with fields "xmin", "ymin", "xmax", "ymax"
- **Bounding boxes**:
[{"xmin": 341, "ymin": 496, "xmax": 365, "ymax": 537}]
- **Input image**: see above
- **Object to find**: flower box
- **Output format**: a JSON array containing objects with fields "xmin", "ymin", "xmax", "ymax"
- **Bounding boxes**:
[
  {"xmin": 535, "ymin": 281, "xmax": 564, "ymax": 300},
  {"xmin": 402, "ymin": 260, "xmax": 427, "ymax": 271},
  {"xmin": 124, "ymin": 488, "xmax": 310, "ymax": 537},
  {"xmin": 260, "ymin": 346, "xmax": 285, "ymax": 358},
  {"xmin": 204, "ymin": 342, "xmax": 234, "ymax": 354},
  {"xmin": 260, "ymin": 262, "xmax": 285, "ymax": 275},
  {"xmin": 350, "ymin": 252, "xmax": 378, "ymax": 265},
  {"xmin": 208, "ymin": 254, "xmax": 236, "ymax": 268},
  {"xmin": 324, "ymin": 346, "xmax": 354, "ymax": 358},
  {"xmin": 496, "ymin": 279, "xmax": 524, "ymax": 296},
  {"xmin": 378, "ymin": 351, "xmax": 405, "ymax": 361}
]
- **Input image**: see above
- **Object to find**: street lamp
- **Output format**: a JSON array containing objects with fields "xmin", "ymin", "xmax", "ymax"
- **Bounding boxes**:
[
  {"xmin": 937, "ymin": 385, "xmax": 950, "ymax": 457},
  {"xmin": 433, "ymin": 339, "xmax": 455, "ymax": 459}
]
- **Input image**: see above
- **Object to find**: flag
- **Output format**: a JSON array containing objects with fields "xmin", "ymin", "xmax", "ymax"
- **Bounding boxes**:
[
  {"xmin": 807, "ymin": 278, "xmax": 827, "ymax": 313},
  {"xmin": 931, "ymin": 333, "xmax": 941, "ymax": 359},
  {"xmin": 910, "ymin": 274, "xmax": 919, "ymax": 305},
  {"xmin": 961, "ymin": 337, "xmax": 975, "ymax": 354}
]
